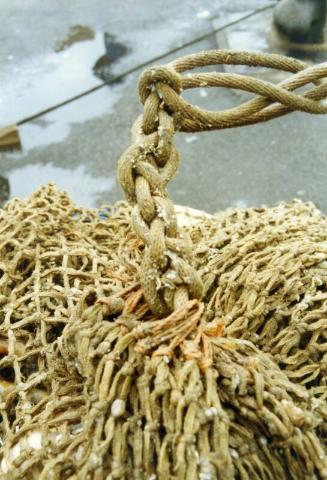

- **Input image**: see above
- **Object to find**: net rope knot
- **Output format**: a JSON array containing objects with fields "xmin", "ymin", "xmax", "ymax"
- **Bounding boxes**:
[
  {"xmin": 118, "ymin": 49, "xmax": 327, "ymax": 316},
  {"xmin": 138, "ymin": 65, "xmax": 182, "ymax": 104}
]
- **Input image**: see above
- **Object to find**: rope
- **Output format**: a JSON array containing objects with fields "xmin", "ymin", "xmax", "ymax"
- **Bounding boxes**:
[{"xmin": 118, "ymin": 49, "xmax": 327, "ymax": 315}]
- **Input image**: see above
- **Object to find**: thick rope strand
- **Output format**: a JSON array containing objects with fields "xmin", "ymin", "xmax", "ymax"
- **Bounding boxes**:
[{"xmin": 118, "ymin": 49, "xmax": 327, "ymax": 315}]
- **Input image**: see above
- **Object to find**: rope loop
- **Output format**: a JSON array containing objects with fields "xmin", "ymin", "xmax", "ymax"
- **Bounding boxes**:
[{"xmin": 118, "ymin": 49, "xmax": 327, "ymax": 316}]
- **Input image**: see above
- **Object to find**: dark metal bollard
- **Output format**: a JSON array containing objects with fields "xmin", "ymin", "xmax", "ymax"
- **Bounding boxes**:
[{"xmin": 274, "ymin": 0, "xmax": 326, "ymax": 44}]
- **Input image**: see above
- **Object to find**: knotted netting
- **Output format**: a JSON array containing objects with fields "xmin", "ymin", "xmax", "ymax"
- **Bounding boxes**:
[{"xmin": 1, "ymin": 50, "xmax": 327, "ymax": 479}]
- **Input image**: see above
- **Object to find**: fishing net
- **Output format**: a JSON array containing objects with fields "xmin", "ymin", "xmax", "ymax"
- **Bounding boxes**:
[{"xmin": 1, "ymin": 50, "xmax": 327, "ymax": 479}]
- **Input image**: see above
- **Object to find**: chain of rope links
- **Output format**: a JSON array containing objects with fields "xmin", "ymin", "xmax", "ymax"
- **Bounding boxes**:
[{"xmin": 118, "ymin": 49, "xmax": 327, "ymax": 316}]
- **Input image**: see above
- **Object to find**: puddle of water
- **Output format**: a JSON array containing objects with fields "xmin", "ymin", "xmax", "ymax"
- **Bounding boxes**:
[
  {"xmin": 1, "ymin": 3, "xmax": 216, "ymax": 128},
  {"xmin": 2, "ymin": 67, "xmax": 130, "ymax": 208},
  {"xmin": 8, "ymin": 164, "xmax": 115, "ymax": 207},
  {"xmin": 93, "ymin": 33, "xmax": 129, "ymax": 82},
  {"xmin": 55, "ymin": 25, "xmax": 95, "ymax": 52},
  {"xmin": 15, "ymin": 76, "xmax": 131, "ymax": 152},
  {"xmin": 0, "ymin": 31, "xmax": 110, "ymax": 126}
]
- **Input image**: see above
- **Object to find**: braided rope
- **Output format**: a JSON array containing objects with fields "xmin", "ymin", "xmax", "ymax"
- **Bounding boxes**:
[{"xmin": 118, "ymin": 49, "xmax": 327, "ymax": 316}]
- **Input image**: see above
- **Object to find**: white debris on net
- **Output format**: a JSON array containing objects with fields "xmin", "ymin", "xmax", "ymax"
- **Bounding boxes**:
[
  {"xmin": 204, "ymin": 407, "xmax": 218, "ymax": 418},
  {"xmin": 199, "ymin": 474, "xmax": 213, "ymax": 480},
  {"xmin": 75, "ymin": 445, "xmax": 84, "ymax": 462},
  {"xmin": 165, "ymin": 270, "xmax": 178, "ymax": 282},
  {"xmin": 281, "ymin": 399, "xmax": 305, "ymax": 426},
  {"xmin": 230, "ymin": 449, "xmax": 239, "ymax": 460},
  {"xmin": 1, "ymin": 458, "xmax": 9, "ymax": 474},
  {"xmin": 166, "ymin": 250, "xmax": 179, "ymax": 273},
  {"xmin": 157, "ymin": 125, "xmax": 165, "ymax": 136},
  {"xmin": 199, "ymin": 457, "xmax": 214, "ymax": 480},
  {"xmin": 71, "ymin": 423, "xmax": 83, "ymax": 435},
  {"xmin": 111, "ymin": 399, "xmax": 126, "ymax": 418},
  {"xmin": 231, "ymin": 374, "xmax": 240, "ymax": 390},
  {"xmin": 10, "ymin": 443, "xmax": 20, "ymax": 461},
  {"xmin": 156, "ymin": 277, "xmax": 161, "ymax": 291},
  {"xmin": 27, "ymin": 431, "xmax": 42, "ymax": 449},
  {"xmin": 175, "ymin": 205, "xmax": 213, "ymax": 228},
  {"xmin": 89, "ymin": 452, "xmax": 101, "ymax": 468},
  {"xmin": 70, "ymin": 287, "xmax": 82, "ymax": 296},
  {"xmin": 259, "ymin": 436, "xmax": 268, "ymax": 447},
  {"xmin": 311, "ymin": 397, "xmax": 322, "ymax": 410},
  {"xmin": 49, "ymin": 431, "xmax": 63, "ymax": 444},
  {"xmin": 74, "ymin": 359, "xmax": 83, "ymax": 375},
  {"xmin": 0, "ymin": 430, "xmax": 42, "ymax": 474},
  {"xmin": 298, "ymin": 301, "xmax": 309, "ymax": 311},
  {"xmin": 194, "ymin": 450, "xmax": 200, "ymax": 465}
]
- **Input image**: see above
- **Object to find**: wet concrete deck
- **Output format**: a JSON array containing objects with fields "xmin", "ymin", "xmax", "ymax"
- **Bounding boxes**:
[{"xmin": 1, "ymin": 0, "xmax": 327, "ymax": 213}]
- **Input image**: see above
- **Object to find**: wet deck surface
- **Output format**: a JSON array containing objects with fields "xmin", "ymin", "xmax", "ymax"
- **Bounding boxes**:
[{"xmin": 1, "ymin": 0, "xmax": 327, "ymax": 213}]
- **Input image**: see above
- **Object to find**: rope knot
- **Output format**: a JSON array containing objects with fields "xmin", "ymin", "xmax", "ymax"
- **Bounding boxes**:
[
  {"xmin": 138, "ymin": 65, "xmax": 182, "ymax": 104},
  {"xmin": 118, "ymin": 49, "xmax": 327, "ymax": 317}
]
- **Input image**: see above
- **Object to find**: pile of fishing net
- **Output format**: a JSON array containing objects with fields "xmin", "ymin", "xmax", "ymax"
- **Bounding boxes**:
[{"xmin": 1, "ymin": 183, "xmax": 327, "ymax": 479}]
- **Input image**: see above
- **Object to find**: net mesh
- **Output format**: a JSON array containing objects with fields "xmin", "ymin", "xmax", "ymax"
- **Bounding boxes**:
[{"xmin": 0, "ymin": 184, "xmax": 327, "ymax": 479}]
